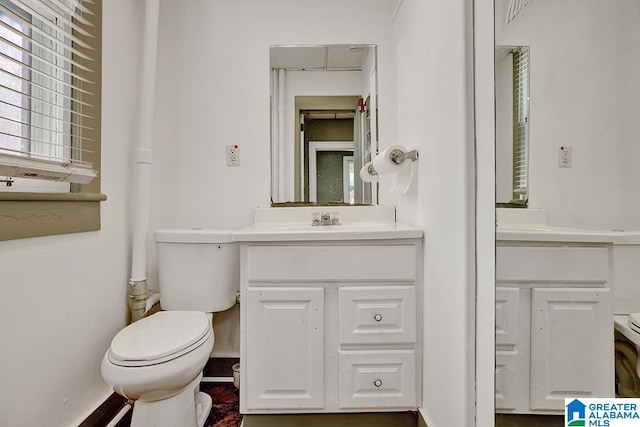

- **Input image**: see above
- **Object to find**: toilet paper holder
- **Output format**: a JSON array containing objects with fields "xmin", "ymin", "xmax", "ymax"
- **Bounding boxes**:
[
  {"xmin": 366, "ymin": 148, "xmax": 419, "ymax": 177},
  {"xmin": 359, "ymin": 146, "xmax": 419, "ymax": 188},
  {"xmin": 388, "ymin": 148, "xmax": 418, "ymax": 165}
]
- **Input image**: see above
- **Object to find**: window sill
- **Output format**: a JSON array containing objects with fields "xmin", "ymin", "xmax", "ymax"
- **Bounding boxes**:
[
  {"xmin": 0, "ymin": 193, "xmax": 107, "ymax": 241},
  {"xmin": 0, "ymin": 192, "xmax": 107, "ymax": 202}
]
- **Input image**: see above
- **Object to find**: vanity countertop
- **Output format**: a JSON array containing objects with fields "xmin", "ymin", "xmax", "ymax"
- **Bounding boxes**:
[{"xmin": 232, "ymin": 221, "xmax": 423, "ymax": 242}]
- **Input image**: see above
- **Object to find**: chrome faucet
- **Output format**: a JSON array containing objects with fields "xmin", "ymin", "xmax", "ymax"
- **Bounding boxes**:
[
  {"xmin": 321, "ymin": 212, "xmax": 331, "ymax": 226},
  {"xmin": 311, "ymin": 211, "xmax": 340, "ymax": 226}
]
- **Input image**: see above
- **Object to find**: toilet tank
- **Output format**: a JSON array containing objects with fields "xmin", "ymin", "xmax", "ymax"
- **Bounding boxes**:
[{"xmin": 154, "ymin": 229, "xmax": 239, "ymax": 312}]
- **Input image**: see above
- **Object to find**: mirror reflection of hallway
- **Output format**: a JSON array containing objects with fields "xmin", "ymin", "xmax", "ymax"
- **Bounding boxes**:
[
  {"xmin": 314, "ymin": 148, "xmax": 354, "ymax": 204},
  {"xmin": 299, "ymin": 102, "xmax": 370, "ymax": 204}
]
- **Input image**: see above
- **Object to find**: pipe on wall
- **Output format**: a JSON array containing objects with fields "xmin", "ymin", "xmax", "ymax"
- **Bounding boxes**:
[
  {"xmin": 277, "ymin": 69, "xmax": 286, "ymax": 202},
  {"xmin": 129, "ymin": 0, "xmax": 160, "ymax": 323},
  {"xmin": 271, "ymin": 69, "xmax": 279, "ymax": 201}
]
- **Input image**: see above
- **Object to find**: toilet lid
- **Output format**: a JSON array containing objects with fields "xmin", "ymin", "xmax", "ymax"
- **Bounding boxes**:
[{"xmin": 108, "ymin": 311, "xmax": 210, "ymax": 366}]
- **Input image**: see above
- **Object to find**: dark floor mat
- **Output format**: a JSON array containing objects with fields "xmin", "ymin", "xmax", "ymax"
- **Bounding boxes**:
[{"xmin": 201, "ymin": 382, "xmax": 243, "ymax": 427}]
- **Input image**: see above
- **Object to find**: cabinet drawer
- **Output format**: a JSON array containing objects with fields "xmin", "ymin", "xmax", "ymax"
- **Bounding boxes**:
[
  {"xmin": 247, "ymin": 245, "xmax": 417, "ymax": 282},
  {"xmin": 339, "ymin": 286, "xmax": 416, "ymax": 344},
  {"xmin": 495, "ymin": 352, "xmax": 518, "ymax": 411},
  {"xmin": 338, "ymin": 350, "xmax": 416, "ymax": 409}
]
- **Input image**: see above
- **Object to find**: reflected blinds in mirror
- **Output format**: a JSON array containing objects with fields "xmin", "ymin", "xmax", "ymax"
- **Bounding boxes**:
[{"xmin": 512, "ymin": 47, "xmax": 529, "ymax": 204}]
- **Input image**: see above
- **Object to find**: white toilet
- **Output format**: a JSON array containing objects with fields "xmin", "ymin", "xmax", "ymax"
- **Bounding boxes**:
[
  {"xmin": 614, "ymin": 314, "xmax": 640, "ymax": 397},
  {"xmin": 101, "ymin": 229, "xmax": 239, "ymax": 427}
]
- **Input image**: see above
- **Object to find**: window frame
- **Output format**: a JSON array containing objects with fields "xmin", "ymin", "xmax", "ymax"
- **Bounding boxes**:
[{"xmin": 0, "ymin": 0, "xmax": 104, "ymax": 241}]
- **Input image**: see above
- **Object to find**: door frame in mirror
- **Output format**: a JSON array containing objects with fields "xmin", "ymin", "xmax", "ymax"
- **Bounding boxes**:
[{"xmin": 308, "ymin": 141, "xmax": 354, "ymax": 203}]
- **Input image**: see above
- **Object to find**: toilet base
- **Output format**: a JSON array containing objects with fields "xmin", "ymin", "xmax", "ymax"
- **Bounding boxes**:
[{"xmin": 130, "ymin": 373, "xmax": 212, "ymax": 427}]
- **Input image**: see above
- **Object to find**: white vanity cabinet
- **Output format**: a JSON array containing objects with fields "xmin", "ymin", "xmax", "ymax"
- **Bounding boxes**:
[
  {"xmin": 238, "ymin": 239, "xmax": 423, "ymax": 414},
  {"xmin": 495, "ymin": 243, "xmax": 614, "ymax": 414}
]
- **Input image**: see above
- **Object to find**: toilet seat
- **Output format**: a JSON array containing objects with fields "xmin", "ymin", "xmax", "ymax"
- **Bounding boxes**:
[{"xmin": 108, "ymin": 311, "xmax": 212, "ymax": 367}]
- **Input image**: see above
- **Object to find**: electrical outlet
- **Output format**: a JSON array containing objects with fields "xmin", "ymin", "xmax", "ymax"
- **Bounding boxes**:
[
  {"xmin": 226, "ymin": 144, "xmax": 240, "ymax": 166},
  {"xmin": 558, "ymin": 146, "xmax": 572, "ymax": 168}
]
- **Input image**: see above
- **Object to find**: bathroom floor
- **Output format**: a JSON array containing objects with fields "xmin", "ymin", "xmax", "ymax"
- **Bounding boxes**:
[
  {"xmin": 202, "ymin": 383, "xmax": 243, "ymax": 427},
  {"xmin": 495, "ymin": 414, "xmax": 564, "ymax": 426}
]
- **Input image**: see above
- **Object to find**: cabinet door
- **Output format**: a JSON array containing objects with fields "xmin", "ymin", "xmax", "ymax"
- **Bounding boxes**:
[
  {"xmin": 495, "ymin": 287, "xmax": 521, "ymax": 411},
  {"xmin": 245, "ymin": 287, "xmax": 324, "ymax": 410},
  {"xmin": 530, "ymin": 288, "xmax": 612, "ymax": 411}
]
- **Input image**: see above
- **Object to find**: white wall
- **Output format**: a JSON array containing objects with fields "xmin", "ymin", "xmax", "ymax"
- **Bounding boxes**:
[
  {"xmin": 613, "ymin": 243, "xmax": 640, "ymax": 314},
  {"xmin": 617, "ymin": 2, "xmax": 640, "ymax": 229},
  {"xmin": 148, "ymin": 0, "xmax": 398, "ymax": 357},
  {"xmin": 0, "ymin": 1, "xmax": 141, "ymax": 425},
  {"xmin": 393, "ymin": 0, "xmax": 476, "ymax": 426},
  {"xmin": 495, "ymin": 0, "xmax": 639, "ymax": 230}
]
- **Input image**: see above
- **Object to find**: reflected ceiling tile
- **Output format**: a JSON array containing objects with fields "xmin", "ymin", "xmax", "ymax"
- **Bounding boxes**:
[
  {"xmin": 270, "ymin": 46, "xmax": 326, "ymax": 70},
  {"xmin": 326, "ymin": 45, "xmax": 368, "ymax": 70}
]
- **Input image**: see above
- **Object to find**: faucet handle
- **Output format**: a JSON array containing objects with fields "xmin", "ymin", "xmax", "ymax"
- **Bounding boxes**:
[
  {"xmin": 311, "ymin": 212, "xmax": 321, "ymax": 226},
  {"xmin": 331, "ymin": 211, "xmax": 340, "ymax": 225},
  {"xmin": 313, "ymin": 211, "xmax": 340, "ymax": 226},
  {"xmin": 317, "ymin": 211, "xmax": 332, "ymax": 226}
]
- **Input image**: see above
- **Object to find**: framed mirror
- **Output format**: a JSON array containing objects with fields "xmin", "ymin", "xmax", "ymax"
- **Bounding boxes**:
[{"xmin": 269, "ymin": 44, "xmax": 378, "ymax": 206}]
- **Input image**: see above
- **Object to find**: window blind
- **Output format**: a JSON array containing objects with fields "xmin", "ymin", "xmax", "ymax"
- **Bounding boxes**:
[
  {"xmin": 0, "ymin": 0, "xmax": 97, "ymax": 184},
  {"xmin": 512, "ymin": 47, "xmax": 529, "ymax": 204}
]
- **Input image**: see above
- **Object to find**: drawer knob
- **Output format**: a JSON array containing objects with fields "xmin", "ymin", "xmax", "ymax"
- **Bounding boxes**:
[
  {"xmin": 373, "ymin": 313, "xmax": 383, "ymax": 322},
  {"xmin": 373, "ymin": 379, "xmax": 383, "ymax": 388}
]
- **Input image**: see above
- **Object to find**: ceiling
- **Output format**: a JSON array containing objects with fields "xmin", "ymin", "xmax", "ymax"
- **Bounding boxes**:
[{"xmin": 270, "ymin": 45, "xmax": 373, "ymax": 71}]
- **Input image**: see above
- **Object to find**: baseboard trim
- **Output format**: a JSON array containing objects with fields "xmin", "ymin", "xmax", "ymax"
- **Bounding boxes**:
[
  {"xmin": 78, "ymin": 392, "xmax": 129, "ymax": 427},
  {"xmin": 417, "ymin": 408, "xmax": 429, "ymax": 427}
]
